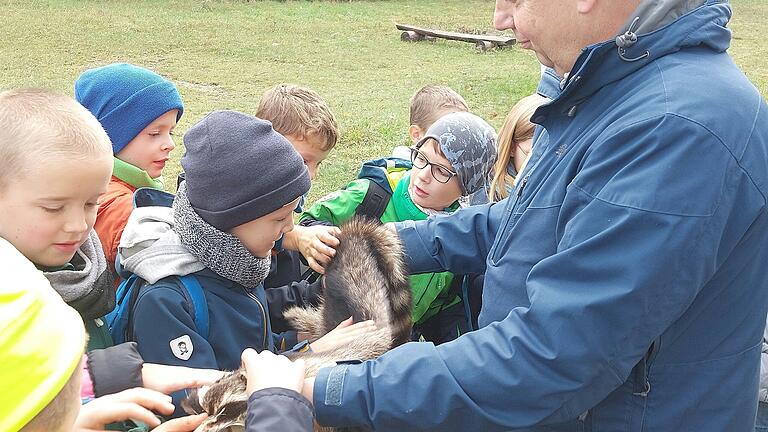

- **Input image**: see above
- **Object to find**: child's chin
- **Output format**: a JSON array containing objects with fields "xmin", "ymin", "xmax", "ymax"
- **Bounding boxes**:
[{"xmin": 37, "ymin": 254, "xmax": 74, "ymax": 269}]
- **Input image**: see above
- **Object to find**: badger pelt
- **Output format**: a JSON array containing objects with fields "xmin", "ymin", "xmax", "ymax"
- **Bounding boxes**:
[{"xmin": 183, "ymin": 217, "xmax": 413, "ymax": 432}]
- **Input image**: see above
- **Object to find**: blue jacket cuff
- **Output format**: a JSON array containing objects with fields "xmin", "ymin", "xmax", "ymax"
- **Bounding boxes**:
[{"xmin": 394, "ymin": 220, "xmax": 440, "ymax": 274}]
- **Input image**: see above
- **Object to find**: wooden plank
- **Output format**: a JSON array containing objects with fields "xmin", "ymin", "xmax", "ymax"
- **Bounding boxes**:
[{"xmin": 396, "ymin": 23, "xmax": 516, "ymax": 46}]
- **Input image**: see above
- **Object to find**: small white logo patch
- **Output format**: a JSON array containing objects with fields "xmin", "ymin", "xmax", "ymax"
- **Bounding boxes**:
[{"xmin": 170, "ymin": 335, "xmax": 193, "ymax": 361}]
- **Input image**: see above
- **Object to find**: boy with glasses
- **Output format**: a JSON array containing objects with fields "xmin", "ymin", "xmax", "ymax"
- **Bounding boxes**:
[{"xmin": 299, "ymin": 112, "xmax": 496, "ymax": 343}]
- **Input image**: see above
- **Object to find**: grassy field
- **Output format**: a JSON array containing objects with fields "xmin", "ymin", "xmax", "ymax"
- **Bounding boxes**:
[{"xmin": 1, "ymin": 0, "xmax": 766, "ymax": 202}]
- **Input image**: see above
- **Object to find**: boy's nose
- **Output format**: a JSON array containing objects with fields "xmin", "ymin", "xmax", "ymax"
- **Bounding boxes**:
[
  {"xmin": 162, "ymin": 135, "xmax": 175, "ymax": 151},
  {"xmin": 415, "ymin": 166, "xmax": 432, "ymax": 183},
  {"xmin": 63, "ymin": 212, "xmax": 88, "ymax": 234}
]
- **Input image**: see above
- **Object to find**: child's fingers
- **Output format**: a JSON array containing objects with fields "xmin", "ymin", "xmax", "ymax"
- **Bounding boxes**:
[
  {"xmin": 102, "ymin": 402, "xmax": 163, "ymax": 428},
  {"xmin": 293, "ymin": 358, "xmax": 307, "ymax": 374},
  {"xmin": 307, "ymin": 257, "xmax": 326, "ymax": 274},
  {"xmin": 152, "ymin": 413, "xmax": 208, "ymax": 431},
  {"xmin": 333, "ymin": 316, "xmax": 354, "ymax": 329},
  {"xmin": 318, "ymin": 231, "xmax": 340, "ymax": 247},
  {"xmin": 310, "ymin": 246, "xmax": 333, "ymax": 265},
  {"xmin": 109, "ymin": 388, "xmax": 175, "ymax": 415},
  {"xmin": 337, "ymin": 320, "xmax": 376, "ymax": 333}
]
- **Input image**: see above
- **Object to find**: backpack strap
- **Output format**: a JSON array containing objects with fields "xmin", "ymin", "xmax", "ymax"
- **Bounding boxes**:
[
  {"xmin": 354, "ymin": 157, "xmax": 411, "ymax": 222},
  {"xmin": 107, "ymin": 274, "xmax": 210, "ymax": 343},
  {"xmin": 106, "ymin": 274, "xmax": 145, "ymax": 345},
  {"xmin": 176, "ymin": 275, "xmax": 209, "ymax": 340},
  {"xmin": 355, "ymin": 180, "xmax": 392, "ymax": 222}
]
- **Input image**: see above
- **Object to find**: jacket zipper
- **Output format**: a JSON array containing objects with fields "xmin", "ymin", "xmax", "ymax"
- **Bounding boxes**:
[
  {"xmin": 517, "ymin": 176, "xmax": 529, "ymax": 198},
  {"xmin": 242, "ymin": 287, "xmax": 268, "ymax": 350}
]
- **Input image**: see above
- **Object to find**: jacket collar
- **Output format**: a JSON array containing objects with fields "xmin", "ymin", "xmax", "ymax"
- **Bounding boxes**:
[{"xmin": 535, "ymin": 0, "xmax": 732, "ymax": 120}]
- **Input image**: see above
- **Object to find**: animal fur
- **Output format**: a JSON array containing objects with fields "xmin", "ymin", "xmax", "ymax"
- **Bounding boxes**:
[{"xmin": 183, "ymin": 217, "xmax": 413, "ymax": 431}]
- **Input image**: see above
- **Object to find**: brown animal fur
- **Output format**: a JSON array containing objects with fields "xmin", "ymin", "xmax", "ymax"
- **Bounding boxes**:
[{"xmin": 184, "ymin": 217, "xmax": 413, "ymax": 431}]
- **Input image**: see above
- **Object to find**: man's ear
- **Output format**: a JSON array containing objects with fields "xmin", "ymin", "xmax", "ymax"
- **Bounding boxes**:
[
  {"xmin": 408, "ymin": 125, "xmax": 424, "ymax": 144},
  {"xmin": 576, "ymin": 0, "xmax": 597, "ymax": 14}
]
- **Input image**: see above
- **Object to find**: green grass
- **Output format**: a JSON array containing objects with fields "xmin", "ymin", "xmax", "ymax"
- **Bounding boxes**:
[{"xmin": 1, "ymin": 0, "xmax": 766, "ymax": 202}]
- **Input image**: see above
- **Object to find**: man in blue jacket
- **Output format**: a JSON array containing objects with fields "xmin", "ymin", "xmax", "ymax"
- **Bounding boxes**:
[{"xmin": 299, "ymin": 1, "xmax": 768, "ymax": 431}]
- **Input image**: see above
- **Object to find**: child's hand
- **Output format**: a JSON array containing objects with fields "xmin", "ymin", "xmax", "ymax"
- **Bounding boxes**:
[
  {"xmin": 152, "ymin": 413, "xmax": 208, "ymax": 431},
  {"xmin": 309, "ymin": 317, "xmax": 377, "ymax": 353},
  {"xmin": 142, "ymin": 363, "xmax": 225, "ymax": 394},
  {"xmin": 285, "ymin": 225, "xmax": 341, "ymax": 274},
  {"xmin": 73, "ymin": 387, "xmax": 174, "ymax": 431},
  {"xmin": 242, "ymin": 348, "xmax": 306, "ymax": 396}
]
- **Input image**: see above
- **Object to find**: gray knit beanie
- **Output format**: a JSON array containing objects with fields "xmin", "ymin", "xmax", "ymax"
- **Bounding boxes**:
[
  {"xmin": 181, "ymin": 110, "xmax": 311, "ymax": 232},
  {"xmin": 416, "ymin": 112, "xmax": 497, "ymax": 195}
]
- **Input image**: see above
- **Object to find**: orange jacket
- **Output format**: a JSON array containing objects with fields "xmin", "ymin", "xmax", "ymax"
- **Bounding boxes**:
[{"xmin": 94, "ymin": 176, "xmax": 136, "ymax": 273}]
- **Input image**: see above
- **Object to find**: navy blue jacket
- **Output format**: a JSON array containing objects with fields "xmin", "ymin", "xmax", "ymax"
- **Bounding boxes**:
[
  {"xmin": 246, "ymin": 388, "xmax": 313, "ymax": 432},
  {"xmin": 131, "ymin": 269, "xmax": 297, "ymax": 371},
  {"xmin": 312, "ymin": 1, "xmax": 768, "ymax": 430}
]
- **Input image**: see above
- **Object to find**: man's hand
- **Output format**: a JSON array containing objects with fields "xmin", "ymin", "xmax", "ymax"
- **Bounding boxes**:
[
  {"xmin": 142, "ymin": 363, "xmax": 225, "ymax": 394},
  {"xmin": 242, "ymin": 349, "xmax": 307, "ymax": 396},
  {"xmin": 301, "ymin": 377, "xmax": 316, "ymax": 406},
  {"xmin": 309, "ymin": 317, "xmax": 377, "ymax": 353},
  {"xmin": 283, "ymin": 225, "xmax": 341, "ymax": 273},
  {"xmin": 74, "ymin": 388, "xmax": 174, "ymax": 431}
]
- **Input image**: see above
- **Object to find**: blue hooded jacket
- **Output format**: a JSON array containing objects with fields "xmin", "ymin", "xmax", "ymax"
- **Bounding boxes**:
[{"xmin": 312, "ymin": 1, "xmax": 768, "ymax": 430}]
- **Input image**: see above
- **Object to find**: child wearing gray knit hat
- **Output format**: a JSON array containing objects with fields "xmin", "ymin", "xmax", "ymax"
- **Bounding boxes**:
[
  {"xmin": 118, "ymin": 111, "xmax": 374, "ymax": 410},
  {"xmin": 180, "ymin": 110, "xmax": 311, "ymax": 232}
]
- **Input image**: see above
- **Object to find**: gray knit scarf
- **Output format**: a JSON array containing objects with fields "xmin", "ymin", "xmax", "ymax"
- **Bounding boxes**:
[
  {"xmin": 173, "ymin": 182, "xmax": 271, "ymax": 288},
  {"xmin": 41, "ymin": 230, "xmax": 115, "ymax": 320}
]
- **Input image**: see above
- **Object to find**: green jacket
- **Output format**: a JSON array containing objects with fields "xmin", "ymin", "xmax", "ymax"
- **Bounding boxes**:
[{"xmin": 301, "ymin": 170, "xmax": 459, "ymax": 325}]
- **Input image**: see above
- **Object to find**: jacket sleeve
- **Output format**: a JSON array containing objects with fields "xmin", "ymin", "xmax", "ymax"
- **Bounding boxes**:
[
  {"xmin": 299, "ymin": 179, "xmax": 370, "ymax": 226},
  {"xmin": 313, "ymin": 115, "xmax": 743, "ymax": 430},
  {"xmin": 395, "ymin": 201, "xmax": 504, "ymax": 276},
  {"xmin": 246, "ymin": 388, "xmax": 314, "ymax": 432},
  {"xmin": 87, "ymin": 342, "xmax": 144, "ymax": 397},
  {"xmin": 266, "ymin": 279, "xmax": 323, "ymax": 333}
]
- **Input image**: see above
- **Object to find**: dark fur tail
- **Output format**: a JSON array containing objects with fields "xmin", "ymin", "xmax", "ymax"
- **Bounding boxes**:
[{"xmin": 287, "ymin": 217, "xmax": 412, "ymax": 345}]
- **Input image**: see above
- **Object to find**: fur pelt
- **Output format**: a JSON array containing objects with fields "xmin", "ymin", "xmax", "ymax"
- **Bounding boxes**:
[{"xmin": 183, "ymin": 217, "xmax": 413, "ymax": 432}]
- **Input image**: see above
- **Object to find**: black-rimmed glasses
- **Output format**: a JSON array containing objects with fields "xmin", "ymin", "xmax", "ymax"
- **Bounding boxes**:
[{"xmin": 410, "ymin": 147, "xmax": 457, "ymax": 183}]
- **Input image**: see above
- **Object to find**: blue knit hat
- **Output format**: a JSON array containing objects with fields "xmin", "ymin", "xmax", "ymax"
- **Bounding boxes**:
[
  {"xmin": 74, "ymin": 63, "xmax": 184, "ymax": 154},
  {"xmin": 181, "ymin": 111, "xmax": 311, "ymax": 232}
]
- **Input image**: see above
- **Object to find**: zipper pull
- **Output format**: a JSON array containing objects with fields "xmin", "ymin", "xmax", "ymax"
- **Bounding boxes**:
[{"xmin": 517, "ymin": 176, "xmax": 529, "ymax": 198}]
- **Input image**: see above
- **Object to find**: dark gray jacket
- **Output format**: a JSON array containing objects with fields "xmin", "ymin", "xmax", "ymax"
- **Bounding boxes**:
[{"xmin": 246, "ymin": 388, "xmax": 313, "ymax": 432}]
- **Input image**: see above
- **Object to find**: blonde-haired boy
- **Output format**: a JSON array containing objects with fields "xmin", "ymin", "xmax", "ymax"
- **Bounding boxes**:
[
  {"xmin": 256, "ymin": 83, "xmax": 338, "ymax": 180},
  {"xmin": 0, "ymin": 89, "xmax": 112, "ymax": 193},
  {"xmin": 408, "ymin": 84, "xmax": 468, "ymax": 143},
  {"xmin": 0, "ymin": 89, "xmax": 116, "ymax": 350},
  {"xmin": 389, "ymin": 84, "xmax": 469, "ymax": 162},
  {"xmin": 256, "ymin": 84, "xmax": 341, "ymax": 302}
]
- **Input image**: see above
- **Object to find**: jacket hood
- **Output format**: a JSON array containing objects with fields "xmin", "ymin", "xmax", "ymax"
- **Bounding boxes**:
[{"xmin": 117, "ymin": 205, "xmax": 204, "ymax": 284}]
